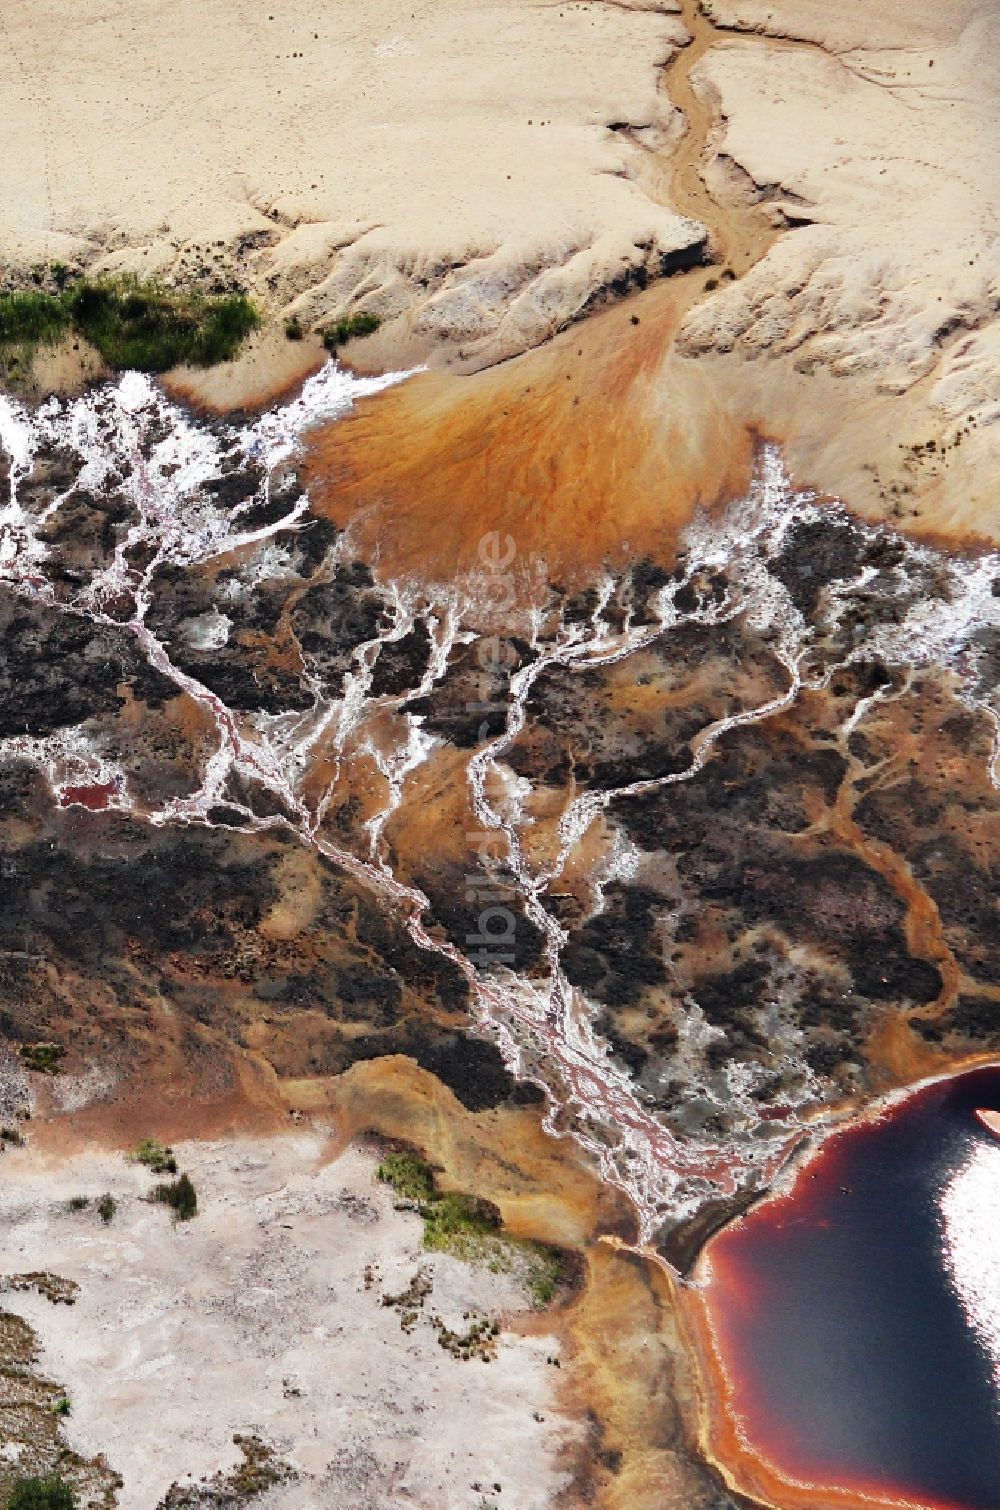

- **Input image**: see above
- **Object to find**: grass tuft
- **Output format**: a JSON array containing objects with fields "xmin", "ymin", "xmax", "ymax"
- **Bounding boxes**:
[
  {"xmin": 0, "ymin": 275, "xmax": 259, "ymax": 374},
  {"xmin": 321, "ymin": 311, "xmax": 380, "ymax": 351},
  {"xmin": 152, "ymin": 1172, "xmax": 198, "ymax": 1221},
  {"xmin": 0, "ymin": 291, "xmax": 68, "ymax": 346},
  {"xmin": 131, "ymin": 1139, "xmax": 177, "ymax": 1175}
]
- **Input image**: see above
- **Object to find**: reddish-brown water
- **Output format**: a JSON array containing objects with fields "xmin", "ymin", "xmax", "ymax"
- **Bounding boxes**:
[{"xmin": 701, "ymin": 1068, "xmax": 1000, "ymax": 1510}]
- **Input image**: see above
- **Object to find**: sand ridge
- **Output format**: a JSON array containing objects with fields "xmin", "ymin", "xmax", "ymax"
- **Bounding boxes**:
[{"xmin": 0, "ymin": 0, "xmax": 703, "ymax": 373}]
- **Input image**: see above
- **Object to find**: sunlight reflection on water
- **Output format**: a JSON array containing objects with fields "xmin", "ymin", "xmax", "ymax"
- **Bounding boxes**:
[{"xmin": 941, "ymin": 1127, "xmax": 1000, "ymax": 1405}]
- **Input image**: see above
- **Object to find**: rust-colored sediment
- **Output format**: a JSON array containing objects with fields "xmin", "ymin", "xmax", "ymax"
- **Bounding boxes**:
[{"xmin": 304, "ymin": 285, "xmax": 756, "ymax": 588}]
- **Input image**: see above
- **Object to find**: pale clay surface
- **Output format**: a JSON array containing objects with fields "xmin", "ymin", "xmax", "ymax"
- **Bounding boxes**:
[
  {"xmin": 0, "ymin": 0, "xmax": 698, "ymax": 367},
  {"xmin": 675, "ymin": 0, "xmax": 1000, "ymax": 538},
  {"xmin": 0, "ymin": 1134, "xmax": 577, "ymax": 1508},
  {"xmin": 1, "ymin": 0, "xmax": 994, "ymax": 533}
]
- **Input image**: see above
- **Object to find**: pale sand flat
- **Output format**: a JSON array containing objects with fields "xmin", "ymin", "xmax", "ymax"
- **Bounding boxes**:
[{"xmin": 0, "ymin": 1133, "xmax": 579, "ymax": 1508}]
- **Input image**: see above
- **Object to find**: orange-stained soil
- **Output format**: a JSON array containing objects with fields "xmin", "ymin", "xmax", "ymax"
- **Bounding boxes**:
[{"xmin": 304, "ymin": 285, "xmax": 758, "ymax": 589}]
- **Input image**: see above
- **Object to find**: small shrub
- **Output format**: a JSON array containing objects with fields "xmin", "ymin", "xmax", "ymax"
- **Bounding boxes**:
[
  {"xmin": 8, "ymin": 1477, "xmax": 77, "ymax": 1510},
  {"xmin": 20, "ymin": 1043, "xmax": 63, "ymax": 1075},
  {"xmin": 284, "ymin": 316, "xmax": 303, "ymax": 341},
  {"xmin": 67, "ymin": 1196, "xmax": 90, "ymax": 1212},
  {"xmin": 152, "ymin": 1173, "xmax": 198, "ymax": 1221},
  {"xmin": 132, "ymin": 1139, "xmax": 177, "ymax": 1174},
  {"xmin": 0, "ymin": 1126, "xmax": 24, "ymax": 1146},
  {"xmin": 51, "ymin": 1396, "xmax": 71, "ymax": 1417},
  {"xmin": 96, "ymin": 1193, "xmax": 116, "ymax": 1225},
  {"xmin": 321, "ymin": 311, "xmax": 380, "ymax": 351},
  {"xmin": 704, "ymin": 276, "xmax": 719, "ymax": 291}
]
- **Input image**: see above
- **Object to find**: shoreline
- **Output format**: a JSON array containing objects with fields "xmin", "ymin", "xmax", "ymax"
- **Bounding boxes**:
[
  {"xmin": 682, "ymin": 1055, "xmax": 1000, "ymax": 1510},
  {"xmin": 24, "ymin": 1045, "xmax": 1000, "ymax": 1510}
]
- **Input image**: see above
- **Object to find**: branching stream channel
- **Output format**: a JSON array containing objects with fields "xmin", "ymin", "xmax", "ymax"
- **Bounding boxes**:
[{"xmin": 0, "ymin": 362, "xmax": 997, "ymax": 1271}]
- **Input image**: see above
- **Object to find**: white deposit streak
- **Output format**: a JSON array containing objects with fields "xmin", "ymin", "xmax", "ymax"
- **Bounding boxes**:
[
  {"xmin": 0, "ymin": 360, "xmax": 997, "ymax": 1247},
  {"xmin": 941, "ymin": 1134, "xmax": 1000, "ymax": 1402}
]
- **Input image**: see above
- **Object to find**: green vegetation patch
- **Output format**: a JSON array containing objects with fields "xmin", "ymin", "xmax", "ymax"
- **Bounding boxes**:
[
  {"xmin": 521, "ymin": 1243, "xmax": 564, "ymax": 1307},
  {"xmin": 0, "ymin": 293, "xmax": 68, "ymax": 347},
  {"xmin": 20, "ymin": 1044, "xmax": 63, "ymax": 1076},
  {"xmin": 321, "ymin": 311, "xmax": 380, "ymax": 351},
  {"xmin": 131, "ymin": 1139, "xmax": 177, "ymax": 1175},
  {"xmin": 8, "ymin": 1476, "xmax": 76, "ymax": 1509},
  {"xmin": 376, "ymin": 1151, "xmax": 567, "ymax": 1305},
  {"xmin": 96, "ymin": 1193, "xmax": 116, "ymax": 1225},
  {"xmin": 422, "ymin": 1192, "xmax": 501, "ymax": 1260},
  {"xmin": 376, "ymin": 1151, "xmax": 437, "ymax": 1203},
  {"xmin": 151, "ymin": 1173, "xmax": 198, "ymax": 1222},
  {"xmin": 0, "ymin": 276, "xmax": 259, "ymax": 374}
]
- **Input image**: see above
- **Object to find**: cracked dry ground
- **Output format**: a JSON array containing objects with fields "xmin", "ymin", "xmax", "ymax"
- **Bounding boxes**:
[{"xmin": 0, "ymin": 376, "xmax": 996, "ymax": 1503}]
